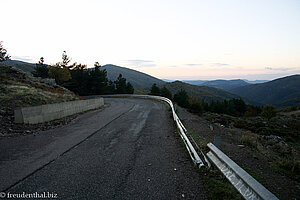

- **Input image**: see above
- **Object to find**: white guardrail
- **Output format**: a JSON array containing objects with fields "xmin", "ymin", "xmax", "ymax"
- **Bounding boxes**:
[
  {"xmin": 206, "ymin": 143, "xmax": 278, "ymax": 200},
  {"xmin": 99, "ymin": 94, "xmax": 279, "ymax": 200}
]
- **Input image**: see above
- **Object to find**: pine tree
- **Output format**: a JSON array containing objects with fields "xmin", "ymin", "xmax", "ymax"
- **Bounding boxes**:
[
  {"xmin": 160, "ymin": 86, "xmax": 172, "ymax": 99},
  {"xmin": 149, "ymin": 83, "xmax": 161, "ymax": 96},
  {"xmin": 0, "ymin": 41, "xmax": 10, "ymax": 62},
  {"xmin": 174, "ymin": 89, "xmax": 190, "ymax": 108},
  {"xmin": 32, "ymin": 57, "xmax": 49, "ymax": 78}
]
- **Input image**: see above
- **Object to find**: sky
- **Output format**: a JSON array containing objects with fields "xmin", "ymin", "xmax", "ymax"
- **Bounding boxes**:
[{"xmin": 1, "ymin": 0, "xmax": 300, "ymax": 80}]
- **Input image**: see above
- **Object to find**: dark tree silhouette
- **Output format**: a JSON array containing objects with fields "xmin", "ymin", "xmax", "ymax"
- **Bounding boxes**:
[
  {"xmin": 61, "ymin": 51, "xmax": 71, "ymax": 68},
  {"xmin": 114, "ymin": 74, "xmax": 128, "ymax": 94},
  {"xmin": 126, "ymin": 82, "xmax": 134, "ymax": 94},
  {"xmin": 174, "ymin": 89, "xmax": 190, "ymax": 108},
  {"xmin": 32, "ymin": 57, "xmax": 49, "ymax": 78},
  {"xmin": 160, "ymin": 86, "xmax": 172, "ymax": 99},
  {"xmin": 0, "ymin": 41, "xmax": 10, "ymax": 62},
  {"xmin": 149, "ymin": 83, "xmax": 161, "ymax": 96}
]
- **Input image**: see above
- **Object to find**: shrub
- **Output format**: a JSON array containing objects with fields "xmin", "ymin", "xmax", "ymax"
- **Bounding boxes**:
[
  {"xmin": 241, "ymin": 132, "xmax": 257, "ymax": 149},
  {"xmin": 261, "ymin": 104, "xmax": 277, "ymax": 120}
]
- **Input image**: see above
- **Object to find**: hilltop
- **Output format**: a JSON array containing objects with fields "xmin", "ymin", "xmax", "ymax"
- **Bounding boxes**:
[
  {"xmin": 230, "ymin": 75, "xmax": 300, "ymax": 108},
  {"xmin": 164, "ymin": 81, "xmax": 242, "ymax": 102},
  {"xmin": 199, "ymin": 79, "xmax": 250, "ymax": 91},
  {"xmin": 0, "ymin": 60, "xmax": 36, "ymax": 73},
  {"xmin": 182, "ymin": 79, "xmax": 267, "ymax": 91},
  {"xmin": 0, "ymin": 61, "xmax": 165, "ymax": 89},
  {"xmin": 102, "ymin": 64, "xmax": 165, "ymax": 88},
  {"xmin": 136, "ymin": 81, "xmax": 242, "ymax": 102}
]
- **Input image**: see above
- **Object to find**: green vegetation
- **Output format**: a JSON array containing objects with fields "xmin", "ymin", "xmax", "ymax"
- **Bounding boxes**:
[
  {"xmin": 64, "ymin": 62, "xmax": 134, "ymax": 95},
  {"xmin": 200, "ymin": 79, "xmax": 250, "ymax": 91},
  {"xmin": 114, "ymin": 74, "xmax": 134, "ymax": 94},
  {"xmin": 49, "ymin": 66, "xmax": 71, "ymax": 84},
  {"xmin": 185, "ymin": 96, "xmax": 261, "ymax": 118},
  {"xmin": 164, "ymin": 81, "xmax": 241, "ymax": 103},
  {"xmin": 32, "ymin": 57, "xmax": 49, "ymax": 78},
  {"xmin": 31, "ymin": 52, "xmax": 134, "ymax": 95},
  {"xmin": 201, "ymin": 168, "xmax": 243, "ymax": 200},
  {"xmin": 148, "ymin": 83, "xmax": 261, "ymax": 118},
  {"xmin": 0, "ymin": 60, "xmax": 36, "ymax": 73},
  {"xmin": 48, "ymin": 51, "xmax": 72, "ymax": 84},
  {"xmin": 241, "ymin": 131, "xmax": 258, "ymax": 149},
  {"xmin": 174, "ymin": 89, "xmax": 190, "ymax": 107},
  {"xmin": 203, "ymin": 112, "xmax": 300, "ymax": 182},
  {"xmin": 261, "ymin": 104, "xmax": 277, "ymax": 120},
  {"xmin": 149, "ymin": 84, "xmax": 172, "ymax": 99},
  {"xmin": 149, "ymin": 83, "xmax": 161, "ymax": 96},
  {"xmin": 102, "ymin": 64, "xmax": 165, "ymax": 88},
  {"xmin": 230, "ymin": 75, "xmax": 300, "ymax": 108},
  {"xmin": 0, "ymin": 41, "xmax": 10, "ymax": 62},
  {"xmin": 0, "ymin": 65, "xmax": 78, "ymax": 110},
  {"xmin": 160, "ymin": 86, "xmax": 173, "ymax": 99}
]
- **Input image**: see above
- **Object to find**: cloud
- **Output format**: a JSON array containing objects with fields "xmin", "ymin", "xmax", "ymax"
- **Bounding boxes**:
[
  {"xmin": 211, "ymin": 63, "xmax": 230, "ymax": 66},
  {"xmin": 265, "ymin": 67, "xmax": 295, "ymax": 71},
  {"xmin": 185, "ymin": 64, "xmax": 203, "ymax": 67},
  {"xmin": 168, "ymin": 65, "xmax": 178, "ymax": 68},
  {"xmin": 123, "ymin": 59, "xmax": 156, "ymax": 68}
]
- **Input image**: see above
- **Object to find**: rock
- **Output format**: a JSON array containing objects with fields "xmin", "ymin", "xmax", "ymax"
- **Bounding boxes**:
[{"xmin": 0, "ymin": 109, "xmax": 5, "ymax": 115}]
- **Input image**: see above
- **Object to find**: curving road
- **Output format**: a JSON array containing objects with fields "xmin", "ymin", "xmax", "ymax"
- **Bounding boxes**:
[{"xmin": 1, "ymin": 98, "xmax": 206, "ymax": 199}]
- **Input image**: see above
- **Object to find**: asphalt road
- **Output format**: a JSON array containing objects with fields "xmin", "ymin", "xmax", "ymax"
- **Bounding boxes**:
[{"xmin": 1, "ymin": 98, "xmax": 206, "ymax": 199}]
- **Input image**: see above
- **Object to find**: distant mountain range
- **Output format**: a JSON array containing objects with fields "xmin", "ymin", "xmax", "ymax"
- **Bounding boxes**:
[
  {"xmin": 102, "ymin": 64, "xmax": 165, "ymax": 88},
  {"xmin": 182, "ymin": 80, "xmax": 207, "ymax": 85},
  {"xmin": 182, "ymin": 79, "xmax": 268, "ymax": 91},
  {"xmin": 243, "ymin": 80, "xmax": 268, "ymax": 84},
  {"xmin": 230, "ymin": 75, "xmax": 300, "ymax": 108},
  {"xmin": 2, "ymin": 60, "xmax": 299, "ymax": 108},
  {"xmin": 199, "ymin": 79, "xmax": 250, "ymax": 91},
  {"xmin": 164, "ymin": 81, "xmax": 242, "ymax": 102}
]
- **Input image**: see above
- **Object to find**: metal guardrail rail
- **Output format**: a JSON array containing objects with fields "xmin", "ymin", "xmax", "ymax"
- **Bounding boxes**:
[
  {"xmin": 207, "ymin": 143, "xmax": 279, "ymax": 200},
  {"xmin": 99, "ymin": 94, "xmax": 279, "ymax": 200}
]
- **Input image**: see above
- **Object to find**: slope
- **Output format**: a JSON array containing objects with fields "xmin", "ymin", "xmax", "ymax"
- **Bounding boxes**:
[
  {"xmin": 0, "ymin": 60, "xmax": 36, "ymax": 73},
  {"xmin": 102, "ymin": 64, "xmax": 165, "ymax": 88},
  {"xmin": 230, "ymin": 75, "xmax": 300, "ymax": 107},
  {"xmin": 200, "ymin": 79, "xmax": 250, "ymax": 91},
  {"xmin": 163, "ymin": 81, "xmax": 242, "ymax": 102}
]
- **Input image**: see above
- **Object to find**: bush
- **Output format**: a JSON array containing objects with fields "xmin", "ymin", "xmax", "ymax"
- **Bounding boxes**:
[
  {"xmin": 261, "ymin": 104, "xmax": 276, "ymax": 120},
  {"xmin": 48, "ymin": 66, "xmax": 71, "ymax": 84}
]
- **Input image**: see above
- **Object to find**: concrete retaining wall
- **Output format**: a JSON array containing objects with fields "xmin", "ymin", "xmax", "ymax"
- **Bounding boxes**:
[{"xmin": 14, "ymin": 98, "xmax": 104, "ymax": 124}]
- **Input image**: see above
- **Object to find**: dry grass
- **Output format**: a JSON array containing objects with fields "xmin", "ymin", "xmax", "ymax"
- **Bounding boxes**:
[
  {"xmin": 0, "ymin": 65, "xmax": 78, "ymax": 111},
  {"xmin": 241, "ymin": 131, "xmax": 258, "ymax": 149}
]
